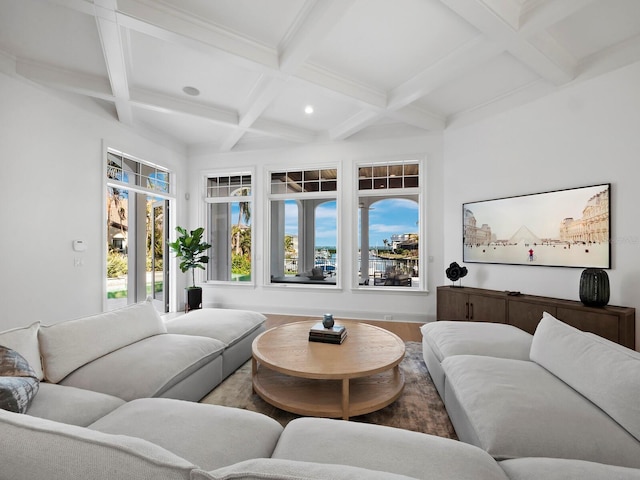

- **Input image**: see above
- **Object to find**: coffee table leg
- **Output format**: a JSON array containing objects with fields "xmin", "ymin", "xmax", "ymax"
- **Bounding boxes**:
[
  {"xmin": 342, "ymin": 378, "xmax": 350, "ymax": 420},
  {"xmin": 251, "ymin": 356, "xmax": 257, "ymax": 394}
]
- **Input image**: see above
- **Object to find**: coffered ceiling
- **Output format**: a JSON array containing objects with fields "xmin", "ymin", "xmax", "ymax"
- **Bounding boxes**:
[{"xmin": 1, "ymin": 0, "xmax": 639, "ymax": 153}]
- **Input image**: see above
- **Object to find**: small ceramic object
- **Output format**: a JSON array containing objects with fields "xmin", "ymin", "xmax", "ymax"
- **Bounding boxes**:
[{"xmin": 322, "ymin": 313, "xmax": 334, "ymax": 328}]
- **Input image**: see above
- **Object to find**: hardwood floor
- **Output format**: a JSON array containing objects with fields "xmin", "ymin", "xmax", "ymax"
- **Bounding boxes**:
[{"xmin": 263, "ymin": 313, "xmax": 424, "ymax": 342}]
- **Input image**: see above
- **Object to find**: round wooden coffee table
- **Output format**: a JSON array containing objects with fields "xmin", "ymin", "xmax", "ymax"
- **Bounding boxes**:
[{"xmin": 251, "ymin": 320, "xmax": 405, "ymax": 420}]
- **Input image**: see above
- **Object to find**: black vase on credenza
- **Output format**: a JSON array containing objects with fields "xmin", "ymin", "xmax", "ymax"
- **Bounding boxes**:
[{"xmin": 579, "ymin": 268, "xmax": 610, "ymax": 307}]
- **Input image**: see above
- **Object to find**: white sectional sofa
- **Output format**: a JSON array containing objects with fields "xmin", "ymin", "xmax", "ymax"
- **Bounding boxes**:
[
  {"xmin": 1, "ymin": 399, "xmax": 515, "ymax": 480},
  {"xmin": 0, "ymin": 299, "xmax": 265, "ymax": 425},
  {"xmin": 1, "ymin": 300, "xmax": 639, "ymax": 479},
  {"xmin": 422, "ymin": 313, "xmax": 640, "ymax": 478}
]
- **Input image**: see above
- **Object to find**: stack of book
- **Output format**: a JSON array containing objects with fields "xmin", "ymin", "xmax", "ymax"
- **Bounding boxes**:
[{"xmin": 308, "ymin": 322, "xmax": 347, "ymax": 344}]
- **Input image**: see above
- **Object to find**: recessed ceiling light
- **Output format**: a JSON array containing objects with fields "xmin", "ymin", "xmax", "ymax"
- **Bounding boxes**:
[
  {"xmin": 304, "ymin": 105, "xmax": 314, "ymax": 115},
  {"xmin": 182, "ymin": 86, "xmax": 200, "ymax": 96}
]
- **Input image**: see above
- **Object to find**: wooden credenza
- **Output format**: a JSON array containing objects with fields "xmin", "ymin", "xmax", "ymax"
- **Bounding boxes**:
[{"xmin": 436, "ymin": 286, "xmax": 635, "ymax": 349}]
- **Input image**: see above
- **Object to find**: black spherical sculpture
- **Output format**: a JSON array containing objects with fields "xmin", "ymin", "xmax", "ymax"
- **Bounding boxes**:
[
  {"xmin": 446, "ymin": 262, "xmax": 468, "ymax": 287},
  {"xmin": 579, "ymin": 268, "xmax": 610, "ymax": 307}
]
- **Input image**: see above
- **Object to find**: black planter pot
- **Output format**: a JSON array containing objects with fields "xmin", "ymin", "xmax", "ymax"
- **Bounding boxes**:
[
  {"xmin": 185, "ymin": 287, "xmax": 203, "ymax": 312},
  {"xmin": 579, "ymin": 268, "xmax": 610, "ymax": 307}
]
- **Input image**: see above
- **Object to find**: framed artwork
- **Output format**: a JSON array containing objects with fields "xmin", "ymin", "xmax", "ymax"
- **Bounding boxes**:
[{"xmin": 463, "ymin": 183, "xmax": 610, "ymax": 268}]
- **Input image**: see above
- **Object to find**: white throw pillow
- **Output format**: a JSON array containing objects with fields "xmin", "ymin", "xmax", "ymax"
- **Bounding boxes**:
[{"xmin": 0, "ymin": 322, "xmax": 43, "ymax": 380}]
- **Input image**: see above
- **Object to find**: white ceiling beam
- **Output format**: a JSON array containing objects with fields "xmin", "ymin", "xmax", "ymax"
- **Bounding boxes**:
[
  {"xmin": 41, "ymin": 0, "xmax": 97, "ymax": 17},
  {"xmin": 217, "ymin": 130, "xmax": 247, "ymax": 153},
  {"xmin": 130, "ymin": 88, "xmax": 316, "ymax": 144},
  {"xmin": 519, "ymin": 0, "xmax": 598, "ymax": 36},
  {"xmin": 251, "ymin": 118, "xmax": 317, "ymax": 144},
  {"xmin": 219, "ymin": 76, "xmax": 289, "ymax": 152},
  {"xmin": 296, "ymin": 63, "xmax": 387, "ymax": 109},
  {"xmin": 447, "ymin": 79, "xmax": 554, "ymax": 128},
  {"xmin": 387, "ymin": 106, "xmax": 445, "ymax": 131},
  {"xmin": 119, "ymin": 0, "xmax": 363, "ymax": 150},
  {"xmin": 329, "ymin": 110, "xmax": 381, "ymax": 141},
  {"xmin": 115, "ymin": 0, "xmax": 279, "ymax": 74},
  {"xmin": 387, "ymin": 36, "xmax": 503, "ymax": 111},
  {"xmin": 15, "ymin": 59, "xmax": 113, "ymax": 100},
  {"xmin": 439, "ymin": 0, "xmax": 576, "ymax": 85},
  {"xmin": 56, "ymin": 0, "xmax": 281, "ymax": 75},
  {"xmin": 326, "ymin": 101, "xmax": 446, "ymax": 141},
  {"xmin": 239, "ymin": 76, "xmax": 289, "ymax": 127},
  {"xmin": 218, "ymin": 0, "xmax": 355, "ymax": 151},
  {"xmin": 130, "ymin": 88, "xmax": 238, "ymax": 125},
  {"xmin": 576, "ymin": 34, "xmax": 640, "ymax": 81},
  {"xmin": 279, "ymin": 0, "xmax": 355, "ymax": 74},
  {"xmin": 121, "ymin": 1, "xmax": 386, "ymax": 109},
  {"xmin": 481, "ymin": 0, "xmax": 521, "ymax": 29},
  {"xmin": 94, "ymin": 0, "xmax": 133, "ymax": 125},
  {"xmin": 54, "ymin": 0, "xmax": 395, "ymax": 147},
  {"xmin": 115, "ymin": 2, "xmax": 392, "ymax": 113}
]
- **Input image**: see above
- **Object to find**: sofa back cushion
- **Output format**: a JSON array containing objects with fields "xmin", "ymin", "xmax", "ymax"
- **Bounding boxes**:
[
  {"xmin": 0, "ymin": 322, "xmax": 43, "ymax": 380},
  {"xmin": 194, "ymin": 458, "xmax": 420, "ymax": 480},
  {"xmin": 0, "ymin": 408, "xmax": 195, "ymax": 480},
  {"xmin": 39, "ymin": 299, "xmax": 166, "ymax": 383},
  {"xmin": 530, "ymin": 312, "xmax": 640, "ymax": 442}
]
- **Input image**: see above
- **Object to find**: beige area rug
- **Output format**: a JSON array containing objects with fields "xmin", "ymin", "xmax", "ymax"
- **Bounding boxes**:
[{"xmin": 200, "ymin": 341, "xmax": 457, "ymax": 439}]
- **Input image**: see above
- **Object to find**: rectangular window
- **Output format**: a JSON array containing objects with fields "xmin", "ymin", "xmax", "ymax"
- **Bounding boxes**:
[
  {"xmin": 205, "ymin": 173, "xmax": 253, "ymax": 283},
  {"xmin": 269, "ymin": 168, "xmax": 338, "ymax": 286},
  {"xmin": 357, "ymin": 160, "xmax": 422, "ymax": 289},
  {"xmin": 107, "ymin": 150, "xmax": 170, "ymax": 195}
]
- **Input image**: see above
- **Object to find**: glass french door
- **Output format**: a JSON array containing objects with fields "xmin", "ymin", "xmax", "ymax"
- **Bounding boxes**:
[
  {"xmin": 149, "ymin": 199, "xmax": 169, "ymax": 312},
  {"xmin": 106, "ymin": 188, "xmax": 169, "ymax": 313}
]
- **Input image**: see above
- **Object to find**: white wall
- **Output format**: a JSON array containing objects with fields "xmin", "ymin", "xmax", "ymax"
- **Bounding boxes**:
[
  {"xmin": 3, "ymin": 56, "xmax": 637, "ymax": 341},
  {"xmin": 187, "ymin": 133, "xmax": 444, "ymax": 323},
  {"xmin": 443, "ymin": 61, "xmax": 640, "ymax": 349},
  {"xmin": 0, "ymin": 73, "xmax": 188, "ymax": 330}
]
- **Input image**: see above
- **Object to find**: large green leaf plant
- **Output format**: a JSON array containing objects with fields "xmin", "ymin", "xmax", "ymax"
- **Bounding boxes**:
[{"xmin": 168, "ymin": 226, "xmax": 212, "ymax": 288}]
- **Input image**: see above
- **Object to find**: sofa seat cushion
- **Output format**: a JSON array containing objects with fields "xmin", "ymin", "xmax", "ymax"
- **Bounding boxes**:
[
  {"xmin": 39, "ymin": 299, "xmax": 167, "ymax": 383},
  {"xmin": 499, "ymin": 457, "xmax": 640, "ymax": 480},
  {"xmin": 421, "ymin": 321, "xmax": 532, "ymax": 363},
  {"xmin": 195, "ymin": 458, "xmax": 419, "ymax": 480},
  {"xmin": 0, "ymin": 346, "xmax": 39, "ymax": 413},
  {"xmin": 0, "ymin": 321, "xmax": 43, "ymax": 380},
  {"xmin": 165, "ymin": 308, "xmax": 266, "ymax": 348},
  {"xmin": 272, "ymin": 417, "xmax": 509, "ymax": 480},
  {"xmin": 59, "ymin": 334, "xmax": 225, "ymax": 401},
  {"xmin": 89, "ymin": 398, "xmax": 283, "ymax": 471},
  {"xmin": 0, "ymin": 408, "xmax": 196, "ymax": 480},
  {"xmin": 530, "ymin": 312, "xmax": 640, "ymax": 442},
  {"xmin": 442, "ymin": 355, "xmax": 640, "ymax": 468},
  {"xmin": 27, "ymin": 382, "xmax": 125, "ymax": 426}
]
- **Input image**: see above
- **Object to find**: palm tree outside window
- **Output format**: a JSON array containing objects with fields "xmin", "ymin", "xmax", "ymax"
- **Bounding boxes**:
[{"xmin": 205, "ymin": 174, "xmax": 253, "ymax": 283}]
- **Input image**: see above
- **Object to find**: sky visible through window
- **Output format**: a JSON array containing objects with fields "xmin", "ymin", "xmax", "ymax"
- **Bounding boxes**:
[
  {"xmin": 277, "ymin": 199, "xmax": 418, "ymax": 248},
  {"xmin": 365, "ymin": 198, "xmax": 419, "ymax": 247}
]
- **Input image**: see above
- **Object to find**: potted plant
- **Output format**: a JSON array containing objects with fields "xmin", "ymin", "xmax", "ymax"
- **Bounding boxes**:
[{"xmin": 168, "ymin": 226, "xmax": 211, "ymax": 312}]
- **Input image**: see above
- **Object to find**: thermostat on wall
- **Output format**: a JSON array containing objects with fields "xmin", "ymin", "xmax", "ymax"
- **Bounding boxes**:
[{"xmin": 73, "ymin": 240, "xmax": 87, "ymax": 252}]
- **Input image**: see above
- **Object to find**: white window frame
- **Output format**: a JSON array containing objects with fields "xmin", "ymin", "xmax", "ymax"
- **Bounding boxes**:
[
  {"xmin": 266, "ymin": 164, "xmax": 341, "ymax": 289},
  {"xmin": 354, "ymin": 157, "xmax": 427, "ymax": 292},
  {"xmin": 202, "ymin": 169, "xmax": 255, "ymax": 286}
]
